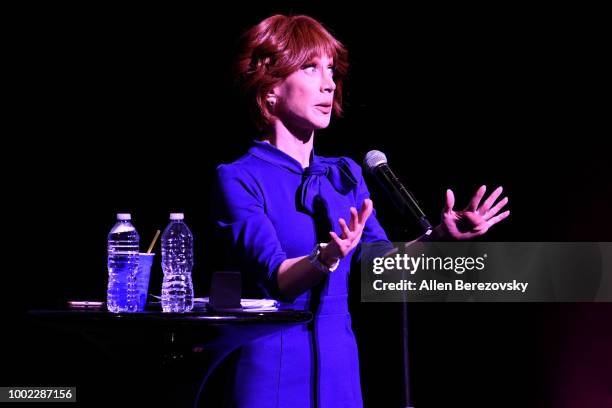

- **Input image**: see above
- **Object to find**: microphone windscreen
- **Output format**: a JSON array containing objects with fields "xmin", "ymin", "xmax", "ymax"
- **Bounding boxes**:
[{"xmin": 364, "ymin": 150, "xmax": 388, "ymax": 173}]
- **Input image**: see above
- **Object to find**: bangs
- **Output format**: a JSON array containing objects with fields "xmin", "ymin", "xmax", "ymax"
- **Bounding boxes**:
[
  {"xmin": 294, "ymin": 23, "xmax": 340, "ymax": 62},
  {"xmin": 274, "ymin": 17, "xmax": 348, "ymax": 77}
]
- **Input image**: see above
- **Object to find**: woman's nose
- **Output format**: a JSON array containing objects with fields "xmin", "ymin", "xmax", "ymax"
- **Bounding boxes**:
[{"xmin": 321, "ymin": 73, "xmax": 336, "ymax": 93}]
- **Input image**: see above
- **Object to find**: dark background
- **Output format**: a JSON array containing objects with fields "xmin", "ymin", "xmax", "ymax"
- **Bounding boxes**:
[{"xmin": 5, "ymin": 2, "xmax": 611, "ymax": 407}]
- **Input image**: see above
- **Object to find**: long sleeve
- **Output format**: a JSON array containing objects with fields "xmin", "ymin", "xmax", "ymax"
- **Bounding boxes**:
[{"xmin": 213, "ymin": 163, "xmax": 287, "ymax": 298}]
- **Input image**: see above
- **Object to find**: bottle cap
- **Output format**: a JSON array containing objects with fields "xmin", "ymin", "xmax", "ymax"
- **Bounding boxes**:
[
  {"xmin": 117, "ymin": 213, "xmax": 131, "ymax": 220},
  {"xmin": 170, "ymin": 213, "xmax": 184, "ymax": 220}
]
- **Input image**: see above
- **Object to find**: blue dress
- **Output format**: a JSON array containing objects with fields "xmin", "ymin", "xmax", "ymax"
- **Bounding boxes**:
[{"xmin": 213, "ymin": 140, "xmax": 390, "ymax": 408}]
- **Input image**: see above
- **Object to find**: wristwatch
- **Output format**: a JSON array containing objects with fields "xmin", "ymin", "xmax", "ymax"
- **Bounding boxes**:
[{"xmin": 308, "ymin": 243, "xmax": 340, "ymax": 273}]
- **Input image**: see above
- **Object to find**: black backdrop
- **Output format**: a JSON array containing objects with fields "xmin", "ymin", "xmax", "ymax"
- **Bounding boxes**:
[{"xmin": 7, "ymin": 3, "xmax": 611, "ymax": 407}]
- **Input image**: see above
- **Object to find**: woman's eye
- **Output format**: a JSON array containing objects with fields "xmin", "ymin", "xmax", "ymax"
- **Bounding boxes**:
[{"xmin": 302, "ymin": 64, "xmax": 317, "ymax": 72}]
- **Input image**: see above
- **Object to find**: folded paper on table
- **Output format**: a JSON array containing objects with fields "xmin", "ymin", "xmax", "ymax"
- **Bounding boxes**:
[{"xmin": 150, "ymin": 295, "xmax": 279, "ymax": 311}]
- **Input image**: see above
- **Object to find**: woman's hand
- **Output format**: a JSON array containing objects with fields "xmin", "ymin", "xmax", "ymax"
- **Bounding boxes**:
[
  {"xmin": 320, "ymin": 198, "xmax": 374, "ymax": 265},
  {"xmin": 437, "ymin": 185, "xmax": 510, "ymax": 240}
]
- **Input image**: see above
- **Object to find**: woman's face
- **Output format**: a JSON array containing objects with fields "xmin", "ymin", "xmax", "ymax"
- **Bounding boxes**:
[{"xmin": 271, "ymin": 55, "xmax": 336, "ymax": 132}]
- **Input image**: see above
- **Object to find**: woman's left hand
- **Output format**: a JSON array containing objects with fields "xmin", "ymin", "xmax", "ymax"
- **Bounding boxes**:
[{"xmin": 437, "ymin": 185, "xmax": 510, "ymax": 240}]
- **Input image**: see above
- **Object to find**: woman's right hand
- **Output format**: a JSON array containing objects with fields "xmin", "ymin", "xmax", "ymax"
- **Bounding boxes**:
[{"xmin": 320, "ymin": 199, "xmax": 374, "ymax": 266}]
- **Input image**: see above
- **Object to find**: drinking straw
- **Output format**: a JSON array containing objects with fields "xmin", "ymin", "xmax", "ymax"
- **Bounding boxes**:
[{"xmin": 146, "ymin": 229, "xmax": 161, "ymax": 254}]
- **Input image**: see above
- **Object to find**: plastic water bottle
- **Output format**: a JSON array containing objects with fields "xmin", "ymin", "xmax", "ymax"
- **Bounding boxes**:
[
  {"xmin": 107, "ymin": 213, "xmax": 140, "ymax": 313},
  {"xmin": 161, "ymin": 213, "xmax": 194, "ymax": 312}
]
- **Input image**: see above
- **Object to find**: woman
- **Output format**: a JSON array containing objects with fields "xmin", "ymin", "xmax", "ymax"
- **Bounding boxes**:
[{"xmin": 213, "ymin": 14, "xmax": 509, "ymax": 407}]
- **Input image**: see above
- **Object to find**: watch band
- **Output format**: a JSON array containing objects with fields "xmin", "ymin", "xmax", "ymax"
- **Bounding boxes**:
[{"xmin": 308, "ymin": 243, "xmax": 340, "ymax": 273}]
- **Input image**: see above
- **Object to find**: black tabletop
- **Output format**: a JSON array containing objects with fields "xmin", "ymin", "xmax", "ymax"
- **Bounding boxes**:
[{"xmin": 29, "ymin": 307, "xmax": 312, "ymax": 326}]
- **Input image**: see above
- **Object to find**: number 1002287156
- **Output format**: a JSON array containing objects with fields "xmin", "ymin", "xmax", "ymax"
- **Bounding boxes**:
[{"xmin": 1, "ymin": 387, "xmax": 76, "ymax": 402}]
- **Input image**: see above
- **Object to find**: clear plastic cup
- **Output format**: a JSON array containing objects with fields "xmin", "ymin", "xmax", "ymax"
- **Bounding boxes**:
[{"xmin": 135, "ymin": 253, "xmax": 155, "ymax": 311}]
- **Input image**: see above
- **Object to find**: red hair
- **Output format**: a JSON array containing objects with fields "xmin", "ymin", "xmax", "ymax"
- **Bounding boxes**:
[{"xmin": 234, "ymin": 14, "xmax": 349, "ymax": 130}]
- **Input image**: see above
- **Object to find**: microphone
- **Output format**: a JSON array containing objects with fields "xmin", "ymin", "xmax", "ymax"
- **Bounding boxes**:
[{"xmin": 364, "ymin": 150, "xmax": 433, "ymax": 235}]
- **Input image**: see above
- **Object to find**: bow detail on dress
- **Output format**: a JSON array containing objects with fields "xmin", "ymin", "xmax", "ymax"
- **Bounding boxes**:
[{"xmin": 299, "ymin": 158, "xmax": 358, "ymax": 216}]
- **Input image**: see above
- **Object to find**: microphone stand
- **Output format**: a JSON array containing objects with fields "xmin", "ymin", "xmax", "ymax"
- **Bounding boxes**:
[
  {"xmin": 364, "ymin": 153, "xmax": 431, "ymax": 408},
  {"xmin": 401, "ymin": 261, "xmax": 413, "ymax": 408},
  {"xmin": 402, "ymin": 219, "xmax": 433, "ymax": 408}
]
